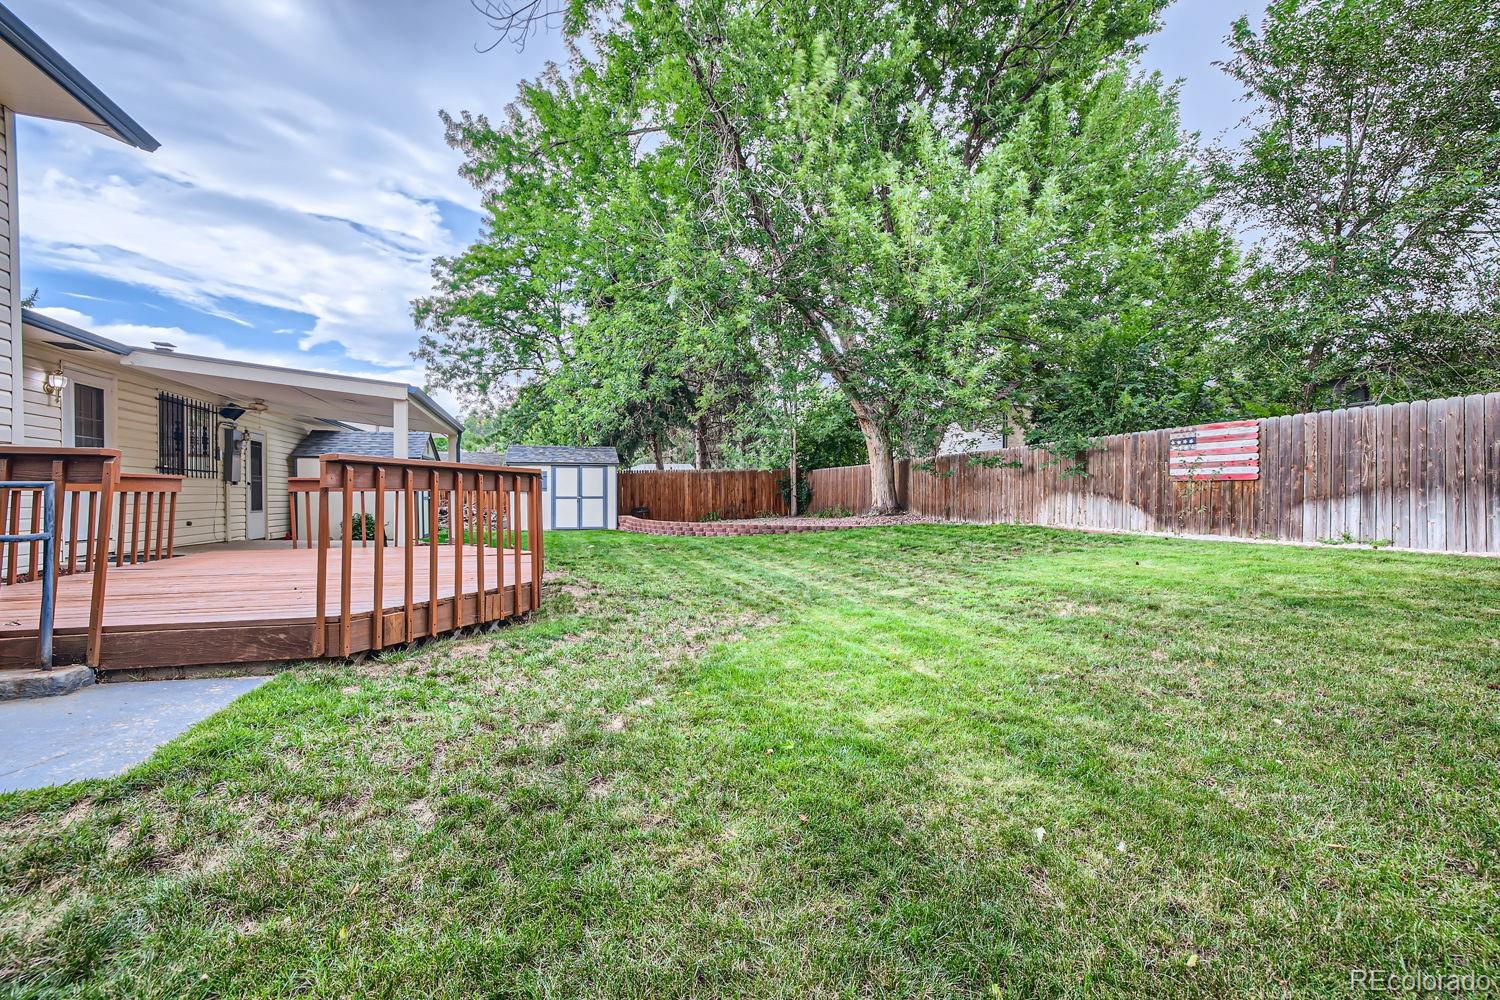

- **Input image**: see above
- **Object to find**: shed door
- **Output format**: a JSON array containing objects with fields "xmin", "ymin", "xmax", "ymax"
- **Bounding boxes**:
[{"xmin": 551, "ymin": 465, "xmax": 608, "ymax": 529}]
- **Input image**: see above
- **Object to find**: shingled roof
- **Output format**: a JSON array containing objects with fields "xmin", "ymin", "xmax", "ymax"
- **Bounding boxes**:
[
  {"xmin": 289, "ymin": 430, "xmax": 437, "ymax": 460},
  {"xmin": 503, "ymin": 445, "xmax": 619, "ymax": 465}
]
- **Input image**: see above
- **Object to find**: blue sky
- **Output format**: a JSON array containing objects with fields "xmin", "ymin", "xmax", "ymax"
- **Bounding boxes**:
[{"xmin": 16, "ymin": 0, "xmax": 1265, "ymax": 415}]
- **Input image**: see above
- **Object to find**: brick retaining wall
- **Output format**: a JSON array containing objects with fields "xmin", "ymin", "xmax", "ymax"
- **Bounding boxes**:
[{"xmin": 617, "ymin": 515, "xmax": 847, "ymax": 537}]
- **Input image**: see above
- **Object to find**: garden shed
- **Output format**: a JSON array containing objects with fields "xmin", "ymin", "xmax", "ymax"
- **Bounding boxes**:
[{"xmin": 491, "ymin": 445, "xmax": 620, "ymax": 530}]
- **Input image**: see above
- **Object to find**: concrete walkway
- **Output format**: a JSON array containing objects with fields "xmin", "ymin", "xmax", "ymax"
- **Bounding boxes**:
[{"xmin": 0, "ymin": 677, "xmax": 269, "ymax": 793}]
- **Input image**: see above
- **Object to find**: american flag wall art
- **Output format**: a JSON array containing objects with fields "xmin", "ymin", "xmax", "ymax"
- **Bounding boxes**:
[{"xmin": 1168, "ymin": 420, "xmax": 1260, "ymax": 481}]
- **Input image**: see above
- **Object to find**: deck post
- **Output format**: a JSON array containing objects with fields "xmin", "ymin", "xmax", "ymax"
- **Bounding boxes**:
[
  {"xmin": 373, "ymin": 467, "xmax": 386, "ymax": 650},
  {"xmin": 403, "ymin": 469, "xmax": 414, "ymax": 643},
  {"xmin": 452, "ymin": 476, "xmax": 464, "ymax": 627},
  {"xmin": 428, "ymin": 469, "xmax": 439, "ymax": 637},
  {"xmin": 340, "ymin": 464, "xmax": 353, "ymax": 657},
  {"xmin": 313, "ymin": 485, "xmax": 329, "ymax": 656},
  {"xmin": 512, "ymin": 475, "xmax": 523, "ymax": 615},
  {"xmin": 86, "ymin": 458, "xmax": 119, "ymax": 667},
  {"xmin": 530, "ymin": 473, "xmax": 543, "ymax": 608},
  {"xmin": 50, "ymin": 461, "xmax": 64, "ymax": 578}
]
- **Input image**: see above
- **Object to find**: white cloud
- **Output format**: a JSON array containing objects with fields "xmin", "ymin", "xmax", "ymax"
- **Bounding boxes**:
[{"xmin": 9, "ymin": 0, "xmax": 564, "ymax": 404}]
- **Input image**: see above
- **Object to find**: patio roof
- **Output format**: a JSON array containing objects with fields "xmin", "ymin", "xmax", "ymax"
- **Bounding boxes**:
[
  {"xmin": 22, "ymin": 308, "xmax": 462, "ymax": 435},
  {"xmin": 0, "ymin": 3, "xmax": 158, "ymax": 149}
]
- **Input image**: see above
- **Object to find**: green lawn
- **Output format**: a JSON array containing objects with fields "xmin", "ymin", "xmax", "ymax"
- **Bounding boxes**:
[{"xmin": 2, "ymin": 526, "xmax": 1497, "ymax": 998}]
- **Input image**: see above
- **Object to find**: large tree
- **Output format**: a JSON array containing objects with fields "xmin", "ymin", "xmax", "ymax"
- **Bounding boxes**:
[
  {"xmin": 1213, "ymin": 0, "xmax": 1500, "ymax": 411},
  {"xmin": 418, "ymin": 0, "xmax": 1235, "ymax": 511}
]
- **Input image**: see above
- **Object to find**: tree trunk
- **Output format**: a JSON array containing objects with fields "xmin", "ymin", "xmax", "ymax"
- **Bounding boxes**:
[
  {"xmin": 694, "ymin": 414, "xmax": 711, "ymax": 470},
  {"xmin": 652, "ymin": 433, "xmax": 665, "ymax": 471},
  {"xmin": 852, "ymin": 406, "xmax": 900, "ymax": 515},
  {"xmin": 789, "ymin": 422, "xmax": 798, "ymax": 517}
]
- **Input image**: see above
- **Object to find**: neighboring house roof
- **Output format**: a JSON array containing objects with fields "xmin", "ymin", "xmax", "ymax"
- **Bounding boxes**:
[
  {"xmin": 503, "ymin": 445, "xmax": 620, "ymax": 465},
  {"xmin": 0, "ymin": 3, "xmax": 159, "ymax": 150},
  {"xmin": 627, "ymin": 462, "xmax": 695, "ymax": 471},
  {"xmin": 289, "ymin": 430, "xmax": 436, "ymax": 461},
  {"xmin": 21, "ymin": 307, "xmax": 463, "ymax": 436},
  {"xmin": 461, "ymin": 452, "xmax": 511, "ymax": 467},
  {"xmin": 937, "ymin": 423, "xmax": 1015, "ymax": 457}
]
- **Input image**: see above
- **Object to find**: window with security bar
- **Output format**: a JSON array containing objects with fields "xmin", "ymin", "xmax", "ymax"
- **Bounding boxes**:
[{"xmin": 158, "ymin": 392, "xmax": 219, "ymax": 477}]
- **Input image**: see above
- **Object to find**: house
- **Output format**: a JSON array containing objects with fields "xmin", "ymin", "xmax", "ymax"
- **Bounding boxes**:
[
  {"xmin": 0, "ymin": 6, "xmax": 542, "ymax": 679},
  {"xmin": 485, "ymin": 445, "xmax": 619, "ymax": 530},
  {"xmin": 936, "ymin": 422, "xmax": 1025, "ymax": 457},
  {"xmin": 0, "ymin": 1, "xmax": 160, "ymax": 446},
  {"xmin": 22, "ymin": 309, "xmax": 462, "ymax": 547}
]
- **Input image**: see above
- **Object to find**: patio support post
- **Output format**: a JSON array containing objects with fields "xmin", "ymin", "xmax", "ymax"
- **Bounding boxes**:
[{"xmin": 391, "ymin": 399, "xmax": 409, "ymax": 459}]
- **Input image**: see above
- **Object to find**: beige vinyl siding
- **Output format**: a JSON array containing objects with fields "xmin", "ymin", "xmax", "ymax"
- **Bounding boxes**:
[
  {"xmin": 21, "ymin": 342, "xmax": 320, "ymax": 546},
  {"xmin": 0, "ymin": 108, "xmax": 19, "ymax": 443}
]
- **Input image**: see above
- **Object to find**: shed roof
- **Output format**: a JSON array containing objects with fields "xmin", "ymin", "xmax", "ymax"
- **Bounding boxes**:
[
  {"xmin": 503, "ymin": 445, "xmax": 619, "ymax": 465},
  {"xmin": 290, "ymin": 430, "xmax": 436, "ymax": 460}
]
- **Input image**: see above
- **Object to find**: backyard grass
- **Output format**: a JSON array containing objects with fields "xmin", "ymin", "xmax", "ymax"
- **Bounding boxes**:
[{"xmin": 1, "ymin": 525, "xmax": 1497, "ymax": 998}]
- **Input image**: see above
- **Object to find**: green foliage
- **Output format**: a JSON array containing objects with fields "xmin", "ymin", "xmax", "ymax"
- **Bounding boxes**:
[
  {"xmin": 811, "ymin": 505, "xmax": 855, "ymax": 519},
  {"xmin": 342, "ymin": 513, "xmax": 381, "ymax": 543},
  {"xmin": 415, "ymin": 0, "xmax": 1239, "ymax": 508},
  {"xmin": 1212, "ymin": 0, "xmax": 1500, "ymax": 411}
]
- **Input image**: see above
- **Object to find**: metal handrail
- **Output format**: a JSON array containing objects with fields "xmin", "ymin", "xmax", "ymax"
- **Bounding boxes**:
[{"xmin": 0, "ymin": 480, "xmax": 57, "ymax": 667}]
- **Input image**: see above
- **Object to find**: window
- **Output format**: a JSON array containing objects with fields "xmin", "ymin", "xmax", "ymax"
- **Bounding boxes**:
[
  {"xmin": 72, "ymin": 383, "xmax": 106, "ymax": 448},
  {"xmin": 158, "ymin": 392, "xmax": 218, "ymax": 477}
]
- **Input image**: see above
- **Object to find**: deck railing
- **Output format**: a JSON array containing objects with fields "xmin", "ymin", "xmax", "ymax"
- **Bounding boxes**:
[
  {"xmin": 0, "ymin": 447, "xmax": 185, "ymax": 665},
  {"xmin": 299, "ymin": 455, "xmax": 543, "ymax": 658}
]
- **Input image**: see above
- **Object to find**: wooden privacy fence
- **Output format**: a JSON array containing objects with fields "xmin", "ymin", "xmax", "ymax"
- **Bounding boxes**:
[
  {"xmin": 808, "ymin": 392, "xmax": 1500, "ymax": 555},
  {"xmin": 620, "ymin": 469, "xmax": 787, "ymax": 522}
]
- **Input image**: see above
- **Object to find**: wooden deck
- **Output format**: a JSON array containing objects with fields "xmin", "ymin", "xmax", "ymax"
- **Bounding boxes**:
[{"xmin": 0, "ymin": 545, "xmax": 536, "ymax": 670}]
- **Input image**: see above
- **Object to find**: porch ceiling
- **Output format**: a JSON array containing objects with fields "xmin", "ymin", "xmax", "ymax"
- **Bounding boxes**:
[{"xmin": 120, "ymin": 352, "xmax": 459, "ymax": 434}]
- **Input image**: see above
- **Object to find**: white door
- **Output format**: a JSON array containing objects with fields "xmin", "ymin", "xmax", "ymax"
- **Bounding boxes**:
[{"xmin": 246, "ymin": 434, "xmax": 268, "ymax": 540}]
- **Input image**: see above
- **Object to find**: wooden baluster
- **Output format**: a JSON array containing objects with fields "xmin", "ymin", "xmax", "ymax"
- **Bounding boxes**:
[
  {"xmin": 497, "ymin": 478, "xmax": 507, "ymax": 613},
  {"xmin": 428, "ymin": 470, "xmax": 440, "ymax": 637},
  {"xmin": 155, "ymin": 492, "xmax": 166, "ymax": 561},
  {"xmin": 452, "ymin": 476, "xmax": 465, "ymax": 626},
  {"xmin": 340, "ymin": 464, "xmax": 353, "ymax": 657},
  {"xmin": 27, "ymin": 486, "xmax": 41, "ymax": 583},
  {"xmin": 531, "ymin": 473, "xmax": 543, "ymax": 608},
  {"xmin": 66, "ymin": 487, "xmax": 80, "ymax": 576},
  {"xmin": 476, "ymin": 479, "xmax": 488, "ymax": 620},
  {"xmin": 0, "ymin": 457, "xmax": 9, "ymax": 583},
  {"xmin": 6, "ymin": 488, "xmax": 19, "ymax": 584},
  {"xmin": 403, "ymin": 469, "xmax": 414, "ymax": 644},
  {"xmin": 130, "ymin": 491, "xmax": 142, "ymax": 565},
  {"xmin": 166, "ymin": 494, "xmax": 177, "ymax": 559},
  {"xmin": 87, "ymin": 459, "xmax": 118, "ymax": 667},
  {"xmin": 313, "ymin": 485, "xmax": 329, "ymax": 656},
  {"xmin": 142, "ymin": 493, "xmax": 155, "ymax": 564},
  {"xmin": 359, "ymin": 489, "xmax": 369, "ymax": 548},
  {"xmin": 373, "ymin": 467, "xmax": 386, "ymax": 650},
  {"xmin": 115, "ymin": 491, "xmax": 127, "ymax": 568}
]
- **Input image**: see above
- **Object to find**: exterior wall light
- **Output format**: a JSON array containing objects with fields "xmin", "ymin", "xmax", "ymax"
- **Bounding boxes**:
[{"xmin": 43, "ymin": 365, "xmax": 68, "ymax": 403}]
